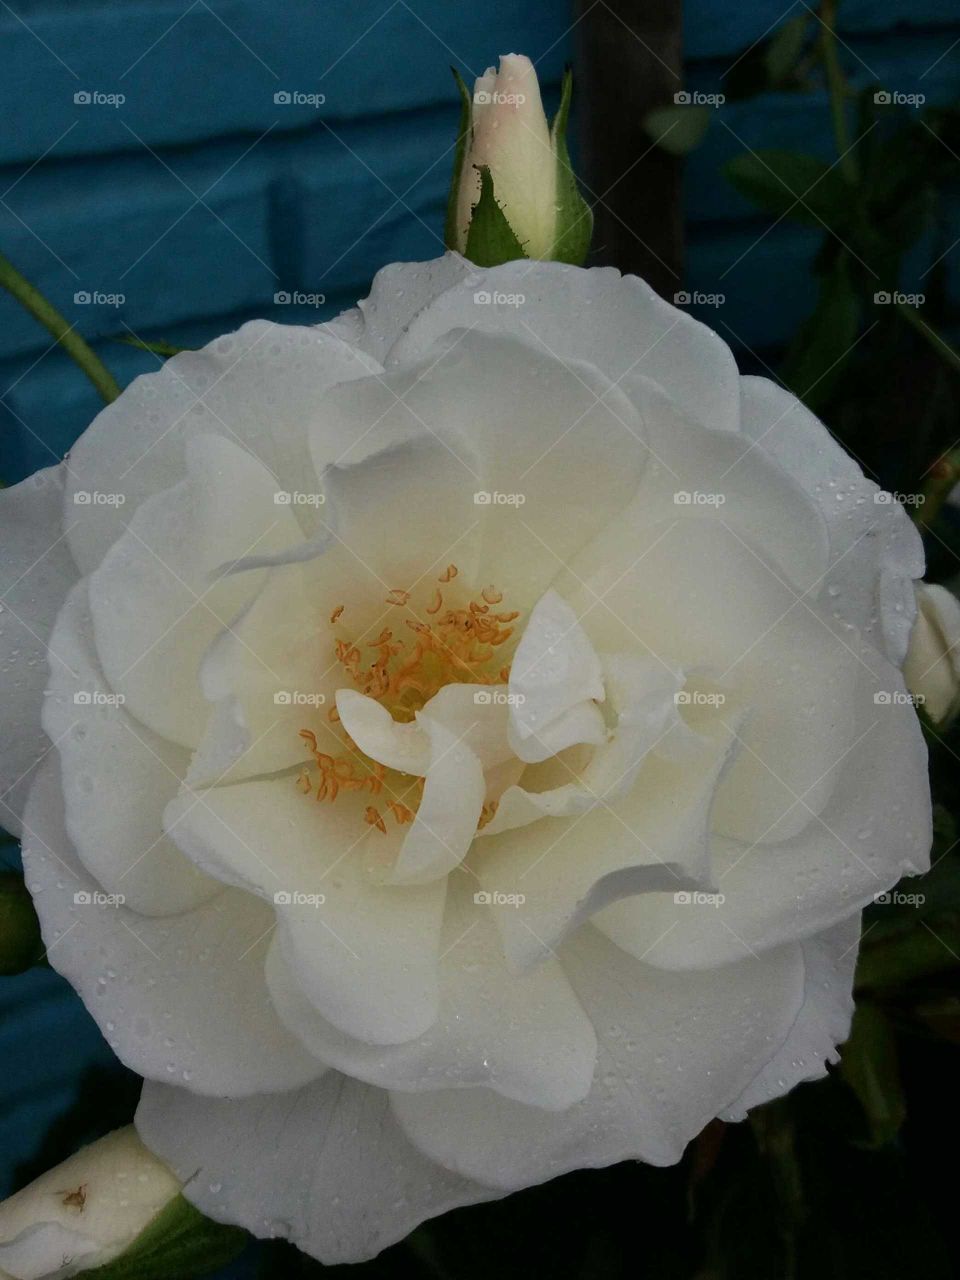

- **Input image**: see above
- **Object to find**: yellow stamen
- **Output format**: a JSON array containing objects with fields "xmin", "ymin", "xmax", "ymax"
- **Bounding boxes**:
[
  {"xmin": 365, "ymin": 805, "xmax": 387, "ymax": 834},
  {"xmin": 298, "ymin": 572, "xmax": 521, "ymax": 836}
]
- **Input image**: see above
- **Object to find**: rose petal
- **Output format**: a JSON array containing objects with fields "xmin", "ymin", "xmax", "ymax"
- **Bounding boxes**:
[
  {"xmin": 163, "ymin": 778, "xmax": 447, "ymax": 1044},
  {"xmin": 335, "ymin": 689, "xmax": 431, "ymax": 775},
  {"xmin": 738, "ymin": 375, "xmax": 924, "ymax": 664},
  {"xmin": 265, "ymin": 875, "xmax": 597, "ymax": 1109},
  {"xmin": 382, "ymin": 715, "xmax": 485, "ymax": 886},
  {"xmin": 563, "ymin": 519, "xmax": 861, "ymax": 844},
  {"xmin": 42, "ymin": 582, "xmax": 218, "ymax": 915},
  {"xmin": 391, "ymin": 924, "xmax": 804, "ymax": 1187},
  {"xmin": 309, "ymin": 329, "xmax": 647, "ymax": 609},
  {"xmin": 347, "ymin": 254, "xmax": 471, "ymax": 366},
  {"xmin": 188, "ymin": 546, "xmax": 379, "ymax": 786},
  {"xmin": 21, "ymin": 757, "xmax": 321, "ymax": 1095},
  {"xmin": 65, "ymin": 322, "xmax": 381, "ymax": 575},
  {"xmin": 386, "ymin": 257, "xmax": 741, "ymax": 435},
  {"xmin": 88, "ymin": 434, "xmax": 301, "ymax": 748},
  {"xmin": 508, "ymin": 589, "xmax": 605, "ymax": 745},
  {"xmin": 136, "ymin": 1074, "xmax": 498, "ymax": 1266},
  {"xmin": 603, "ymin": 374, "xmax": 830, "ymax": 595},
  {"xmin": 595, "ymin": 646, "xmax": 930, "ymax": 968},
  {"xmin": 0, "ymin": 464, "xmax": 78, "ymax": 836},
  {"xmin": 720, "ymin": 914, "xmax": 860, "ymax": 1119},
  {"xmin": 473, "ymin": 713, "xmax": 740, "ymax": 971}
]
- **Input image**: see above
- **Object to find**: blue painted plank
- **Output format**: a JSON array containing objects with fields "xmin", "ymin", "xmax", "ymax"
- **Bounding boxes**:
[{"xmin": 1, "ymin": 0, "xmax": 570, "ymax": 165}]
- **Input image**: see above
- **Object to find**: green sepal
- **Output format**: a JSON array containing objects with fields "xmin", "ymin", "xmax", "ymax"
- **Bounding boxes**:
[
  {"xmin": 550, "ymin": 67, "xmax": 593, "ymax": 265},
  {"xmin": 463, "ymin": 165, "xmax": 528, "ymax": 267},
  {"xmin": 82, "ymin": 1194, "xmax": 247, "ymax": 1280},
  {"xmin": 0, "ymin": 870, "xmax": 43, "ymax": 974},
  {"xmin": 444, "ymin": 66, "xmax": 473, "ymax": 251}
]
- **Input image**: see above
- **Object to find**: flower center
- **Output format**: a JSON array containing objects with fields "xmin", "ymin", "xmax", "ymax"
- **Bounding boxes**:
[{"xmin": 297, "ymin": 564, "xmax": 521, "ymax": 833}]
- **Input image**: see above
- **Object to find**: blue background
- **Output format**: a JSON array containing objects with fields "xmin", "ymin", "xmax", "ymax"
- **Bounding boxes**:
[{"xmin": 0, "ymin": 0, "xmax": 958, "ymax": 1254}]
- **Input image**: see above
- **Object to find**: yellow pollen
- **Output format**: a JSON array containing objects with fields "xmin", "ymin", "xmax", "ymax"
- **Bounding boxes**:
[{"xmin": 298, "ymin": 567, "xmax": 521, "ymax": 836}]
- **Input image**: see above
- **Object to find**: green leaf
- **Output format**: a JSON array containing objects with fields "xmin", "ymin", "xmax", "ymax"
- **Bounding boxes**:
[
  {"xmin": 642, "ymin": 104, "xmax": 712, "ymax": 156},
  {"xmin": 444, "ymin": 67, "xmax": 473, "ymax": 251},
  {"xmin": 839, "ymin": 1002, "xmax": 906, "ymax": 1148},
  {"xmin": 0, "ymin": 870, "xmax": 43, "ymax": 974},
  {"xmin": 765, "ymin": 15, "xmax": 811, "ymax": 84},
  {"xmin": 462, "ymin": 165, "xmax": 527, "ymax": 267},
  {"xmin": 83, "ymin": 1194, "xmax": 247, "ymax": 1280},
  {"xmin": 724, "ymin": 149, "xmax": 851, "ymax": 229},
  {"xmin": 550, "ymin": 68, "xmax": 593, "ymax": 265},
  {"xmin": 779, "ymin": 260, "xmax": 860, "ymax": 410},
  {"xmin": 856, "ymin": 916, "xmax": 960, "ymax": 990},
  {"xmin": 723, "ymin": 14, "xmax": 811, "ymax": 102}
]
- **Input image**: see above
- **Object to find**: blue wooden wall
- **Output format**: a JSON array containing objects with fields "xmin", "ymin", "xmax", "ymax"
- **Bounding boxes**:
[{"xmin": 0, "ymin": 0, "xmax": 958, "ymax": 1205}]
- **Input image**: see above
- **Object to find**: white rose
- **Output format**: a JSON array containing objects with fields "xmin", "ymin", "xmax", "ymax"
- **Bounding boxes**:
[
  {"xmin": 0, "ymin": 254, "xmax": 931, "ymax": 1265},
  {"xmin": 903, "ymin": 582, "xmax": 960, "ymax": 725},
  {"xmin": 450, "ymin": 54, "xmax": 589, "ymax": 263},
  {"xmin": 0, "ymin": 1127, "xmax": 179, "ymax": 1279}
]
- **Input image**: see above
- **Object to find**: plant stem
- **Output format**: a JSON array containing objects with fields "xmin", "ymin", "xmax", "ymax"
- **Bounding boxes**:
[
  {"xmin": 820, "ymin": 0, "xmax": 857, "ymax": 182},
  {"xmin": 897, "ymin": 300, "xmax": 960, "ymax": 379},
  {"xmin": 0, "ymin": 251, "xmax": 121, "ymax": 403}
]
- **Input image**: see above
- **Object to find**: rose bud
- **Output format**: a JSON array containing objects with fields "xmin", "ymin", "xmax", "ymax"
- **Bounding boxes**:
[
  {"xmin": 448, "ymin": 54, "xmax": 592, "ymax": 265},
  {"xmin": 0, "ymin": 1127, "xmax": 179, "ymax": 1279},
  {"xmin": 904, "ymin": 582, "xmax": 960, "ymax": 726}
]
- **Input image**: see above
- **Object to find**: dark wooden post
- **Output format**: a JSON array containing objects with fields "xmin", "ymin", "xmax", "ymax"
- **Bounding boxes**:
[{"xmin": 574, "ymin": 0, "xmax": 683, "ymax": 298}]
